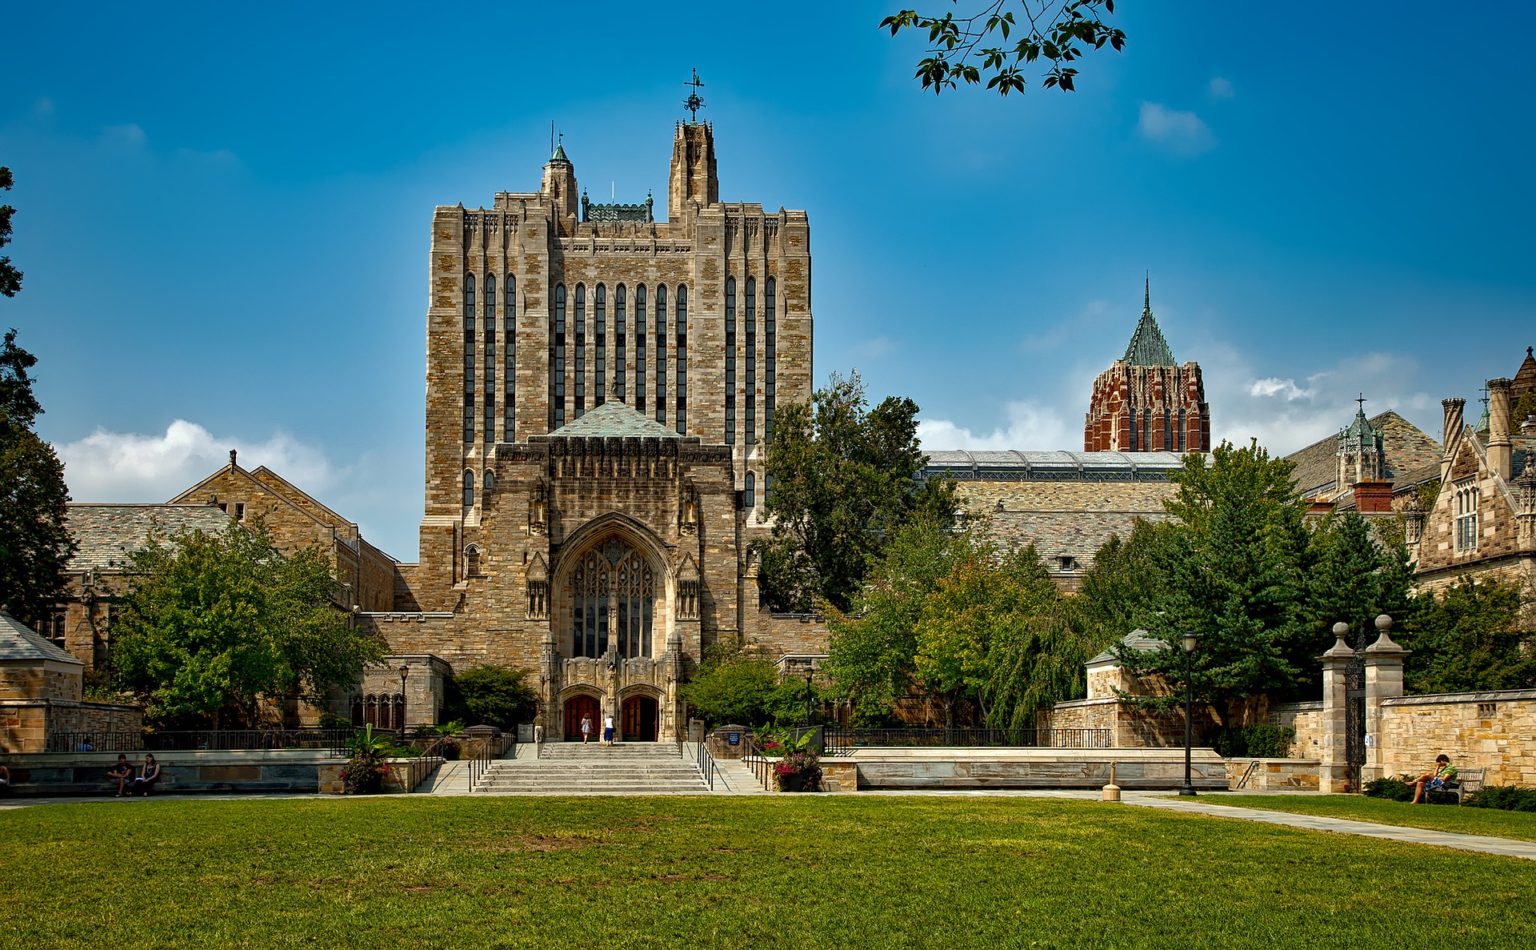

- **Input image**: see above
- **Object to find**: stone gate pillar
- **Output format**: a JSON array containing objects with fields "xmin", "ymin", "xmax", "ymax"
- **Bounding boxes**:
[
  {"xmin": 1320, "ymin": 635, "xmax": 1356, "ymax": 793},
  {"xmin": 1362, "ymin": 616, "xmax": 1409, "ymax": 784}
]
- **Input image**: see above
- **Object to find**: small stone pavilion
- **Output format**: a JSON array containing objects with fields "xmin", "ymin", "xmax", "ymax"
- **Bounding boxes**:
[{"xmin": 0, "ymin": 611, "xmax": 140, "ymax": 753}]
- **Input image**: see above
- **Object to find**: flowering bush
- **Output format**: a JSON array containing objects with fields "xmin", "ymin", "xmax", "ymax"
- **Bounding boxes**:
[
  {"xmin": 764, "ymin": 729, "xmax": 822, "ymax": 792},
  {"xmin": 342, "ymin": 724, "xmax": 393, "ymax": 795}
]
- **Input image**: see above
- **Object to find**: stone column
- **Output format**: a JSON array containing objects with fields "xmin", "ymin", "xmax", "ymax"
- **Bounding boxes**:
[
  {"xmin": 1319, "ymin": 636, "xmax": 1356, "ymax": 793},
  {"xmin": 1362, "ymin": 617, "xmax": 1409, "ymax": 784}
]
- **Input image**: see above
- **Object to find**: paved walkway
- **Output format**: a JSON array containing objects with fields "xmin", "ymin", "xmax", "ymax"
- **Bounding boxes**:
[{"xmin": 1122, "ymin": 793, "xmax": 1536, "ymax": 862}]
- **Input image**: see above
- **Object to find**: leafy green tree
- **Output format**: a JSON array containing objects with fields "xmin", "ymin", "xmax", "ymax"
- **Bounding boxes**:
[
  {"xmin": 758, "ymin": 371, "xmax": 955, "ymax": 612},
  {"xmin": 0, "ymin": 166, "xmax": 22, "ymax": 297},
  {"xmin": 1302, "ymin": 511, "xmax": 1415, "ymax": 681},
  {"xmin": 823, "ymin": 515, "xmax": 967, "ymax": 721},
  {"xmin": 111, "ymin": 521, "xmax": 383, "ymax": 727},
  {"xmin": 443, "ymin": 665, "xmax": 537, "ymax": 731},
  {"xmin": 1401, "ymin": 578, "xmax": 1535, "ymax": 694},
  {"xmin": 1071, "ymin": 520, "xmax": 1170, "ymax": 655},
  {"xmin": 1117, "ymin": 440, "xmax": 1313, "ymax": 726},
  {"xmin": 680, "ymin": 645, "xmax": 780, "ymax": 726},
  {"xmin": 0, "ymin": 328, "xmax": 76, "ymax": 628},
  {"xmin": 881, "ymin": 1, "xmax": 1125, "ymax": 97}
]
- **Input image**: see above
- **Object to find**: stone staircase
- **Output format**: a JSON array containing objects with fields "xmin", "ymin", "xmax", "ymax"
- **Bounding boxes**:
[{"xmin": 474, "ymin": 741, "xmax": 712, "ymax": 795}]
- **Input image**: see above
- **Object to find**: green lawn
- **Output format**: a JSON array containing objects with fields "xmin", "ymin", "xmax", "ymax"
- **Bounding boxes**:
[
  {"xmin": 4, "ymin": 797, "xmax": 1535, "ymax": 948},
  {"xmin": 1209, "ymin": 794, "xmax": 1536, "ymax": 842}
]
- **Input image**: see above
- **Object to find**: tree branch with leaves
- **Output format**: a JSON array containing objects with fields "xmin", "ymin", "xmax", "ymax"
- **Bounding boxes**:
[{"xmin": 882, "ymin": 0, "xmax": 1125, "ymax": 96}]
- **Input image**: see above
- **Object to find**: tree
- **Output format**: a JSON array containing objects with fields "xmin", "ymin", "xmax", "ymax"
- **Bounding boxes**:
[
  {"xmin": 680, "ymin": 645, "xmax": 781, "ymax": 727},
  {"xmin": 443, "ymin": 665, "xmax": 537, "ymax": 731},
  {"xmin": 1071, "ymin": 520, "xmax": 1169, "ymax": 655},
  {"xmin": 882, "ymin": 1, "xmax": 1125, "ymax": 97},
  {"xmin": 823, "ymin": 514, "xmax": 967, "ymax": 721},
  {"xmin": 1401, "ymin": 578, "xmax": 1536, "ymax": 694},
  {"xmin": 1302, "ymin": 511, "xmax": 1415, "ymax": 682},
  {"xmin": 0, "ymin": 328, "xmax": 75, "ymax": 628},
  {"xmin": 758, "ymin": 371, "xmax": 956, "ymax": 612},
  {"xmin": 0, "ymin": 166, "xmax": 21, "ymax": 297},
  {"xmin": 110, "ymin": 521, "xmax": 383, "ymax": 727},
  {"xmin": 1115, "ymin": 440, "xmax": 1313, "ymax": 726}
]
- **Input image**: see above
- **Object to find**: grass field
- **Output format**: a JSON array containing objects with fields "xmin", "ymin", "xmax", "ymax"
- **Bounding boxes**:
[
  {"xmin": 4, "ymin": 796, "xmax": 1535, "ymax": 948},
  {"xmin": 1208, "ymin": 794, "xmax": 1536, "ymax": 842}
]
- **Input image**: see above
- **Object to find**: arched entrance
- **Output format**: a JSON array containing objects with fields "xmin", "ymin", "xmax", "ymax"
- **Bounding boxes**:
[
  {"xmin": 563, "ymin": 694, "xmax": 601, "ymax": 741},
  {"xmin": 621, "ymin": 694, "xmax": 659, "ymax": 742}
]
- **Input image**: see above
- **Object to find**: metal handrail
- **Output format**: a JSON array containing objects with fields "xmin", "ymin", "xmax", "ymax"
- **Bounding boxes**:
[
  {"xmin": 693, "ymin": 740, "xmax": 717, "ymax": 791},
  {"xmin": 467, "ymin": 734, "xmax": 495, "ymax": 791},
  {"xmin": 739, "ymin": 734, "xmax": 777, "ymax": 792}
]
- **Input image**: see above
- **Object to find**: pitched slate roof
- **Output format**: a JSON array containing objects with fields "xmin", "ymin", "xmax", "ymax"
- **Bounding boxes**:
[
  {"xmin": 0, "ymin": 611, "xmax": 81, "ymax": 665},
  {"xmin": 982, "ymin": 509, "xmax": 1172, "ymax": 564},
  {"xmin": 1286, "ymin": 410, "xmax": 1442, "ymax": 499},
  {"xmin": 1088, "ymin": 628, "xmax": 1166, "ymax": 665},
  {"xmin": 1512, "ymin": 346, "xmax": 1536, "ymax": 403},
  {"xmin": 544, "ymin": 401, "xmax": 686, "ymax": 440},
  {"xmin": 65, "ymin": 504, "xmax": 233, "ymax": 572}
]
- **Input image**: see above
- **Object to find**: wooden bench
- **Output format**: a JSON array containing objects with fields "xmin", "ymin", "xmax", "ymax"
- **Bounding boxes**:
[{"xmin": 1442, "ymin": 767, "xmax": 1485, "ymax": 804}]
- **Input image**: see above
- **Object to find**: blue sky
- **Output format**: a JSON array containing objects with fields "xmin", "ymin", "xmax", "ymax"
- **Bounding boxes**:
[{"xmin": 5, "ymin": 2, "xmax": 1535, "ymax": 560}]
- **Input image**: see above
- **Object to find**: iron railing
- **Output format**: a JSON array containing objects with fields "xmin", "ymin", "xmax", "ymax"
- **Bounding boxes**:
[
  {"xmin": 47, "ymin": 728, "xmax": 353, "ymax": 755},
  {"xmin": 822, "ymin": 726, "xmax": 1112, "ymax": 755},
  {"xmin": 693, "ymin": 740, "xmax": 717, "ymax": 792},
  {"xmin": 739, "ymin": 734, "xmax": 776, "ymax": 792}
]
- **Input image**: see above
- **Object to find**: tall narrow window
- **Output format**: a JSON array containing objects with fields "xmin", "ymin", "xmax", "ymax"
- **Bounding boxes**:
[
  {"xmin": 634, "ymin": 285, "xmax": 646, "ymax": 410},
  {"xmin": 594, "ymin": 284, "xmax": 606, "ymax": 406},
  {"xmin": 552, "ymin": 284, "xmax": 566, "ymax": 429},
  {"xmin": 504, "ymin": 275, "xmax": 516, "ymax": 441},
  {"xmin": 614, "ymin": 284, "xmax": 627, "ymax": 401},
  {"xmin": 655, "ymin": 285, "xmax": 668, "ymax": 424},
  {"xmin": 484, "ymin": 470, "xmax": 494, "ymax": 495},
  {"xmin": 464, "ymin": 274, "xmax": 476, "ymax": 444},
  {"xmin": 1455, "ymin": 481, "xmax": 1479, "ymax": 553},
  {"xmin": 485, "ymin": 274, "xmax": 496, "ymax": 443},
  {"xmin": 574, "ymin": 283, "xmax": 586, "ymax": 417},
  {"xmin": 725, "ymin": 277, "xmax": 737, "ymax": 446},
  {"xmin": 463, "ymin": 470, "xmax": 475, "ymax": 508},
  {"xmin": 745, "ymin": 277, "xmax": 756, "ymax": 448},
  {"xmin": 766, "ymin": 277, "xmax": 776, "ymax": 442},
  {"xmin": 675, "ymin": 284, "xmax": 688, "ymax": 434},
  {"xmin": 745, "ymin": 471, "xmax": 755, "ymax": 509}
]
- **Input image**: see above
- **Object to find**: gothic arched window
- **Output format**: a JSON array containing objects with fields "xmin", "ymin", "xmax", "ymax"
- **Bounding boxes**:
[
  {"xmin": 676, "ymin": 284, "xmax": 687, "ymax": 434},
  {"xmin": 568, "ymin": 540, "xmax": 654, "ymax": 659},
  {"xmin": 504, "ymin": 275, "xmax": 516, "ymax": 441},
  {"xmin": 766, "ymin": 276, "xmax": 776, "ymax": 442},
  {"xmin": 465, "ymin": 545, "xmax": 481, "ymax": 578},
  {"xmin": 464, "ymin": 274, "xmax": 476, "ymax": 444},
  {"xmin": 614, "ymin": 284, "xmax": 627, "ymax": 401},
  {"xmin": 745, "ymin": 277, "xmax": 756, "ymax": 448},
  {"xmin": 463, "ymin": 470, "xmax": 475, "ymax": 509},
  {"xmin": 634, "ymin": 284, "xmax": 646, "ymax": 410},
  {"xmin": 552, "ymin": 283, "xmax": 566, "ymax": 429},
  {"xmin": 725, "ymin": 277, "xmax": 737, "ymax": 445},
  {"xmin": 654, "ymin": 285, "xmax": 667, "ymax": 424},
  {"xmin": 594, "ymin": 284, "xmax": 606, "ymax": 406},
  {"xmin": 574, "ymin": 283, "xmax": 587, "ymax": 417},
  {"xmin": 485, "ymin": 274, "xmax": 496, "ymax": 443},
  {"xmin": 745, "ymin": 470, "xmax": 755, "ymax": 509}
]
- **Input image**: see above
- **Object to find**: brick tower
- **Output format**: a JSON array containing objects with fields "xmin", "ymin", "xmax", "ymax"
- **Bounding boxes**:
[{"xmin": 1083, "ymin": 280, "xmax": 1210, "ymax": 453}]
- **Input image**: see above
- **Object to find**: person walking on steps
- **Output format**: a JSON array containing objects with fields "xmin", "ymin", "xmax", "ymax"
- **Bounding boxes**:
[
  {"xmin": 603, "ymin": 713, "xmax": 615, "ymax": 747},
  {"xmin": 580, "ymin": 714, "xmax": 592, "ymax": 744}
]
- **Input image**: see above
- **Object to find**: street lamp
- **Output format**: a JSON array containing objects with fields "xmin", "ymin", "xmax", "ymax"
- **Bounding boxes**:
[
  {"xmin": 398, "ymin": 664, "xmax": 409, "ymax": 738},
  {"xmin": 1180, "ymin": 632, "xmax": 1198, "ymax": 796},
  {"xmin": 804, "ymin": 670, "xmax": 815, "ymax": 726}
]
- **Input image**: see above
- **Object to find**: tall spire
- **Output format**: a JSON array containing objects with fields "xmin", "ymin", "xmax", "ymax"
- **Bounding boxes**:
[
  {"xmin": 1123, "ymin": 281, "xmax": 1175, "ymax": 366},
  {"xmin": 1144, "ymin": 272, "xmax": 1150, "ymax": 314}
]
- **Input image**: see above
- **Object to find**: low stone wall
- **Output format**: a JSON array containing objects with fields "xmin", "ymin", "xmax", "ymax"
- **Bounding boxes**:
[
  {"xmin": 1225, "ymin": 757, "xmax": 1320, "ymax": 791},
  {"xmin": 1379, "ymin": 689, "xmax": 1536, "ymax": 786},
  {"xmin": 3, "ymin": 750, "xmax": 342, "ymax": 796},
  {"xmin": 838, "ymin": 747, "xmax": 1227, "ymax": 790},
  {"xmin": 1044, "ymin": 698, "xmax": 1217, "ymax": 748},
  {"xmin": 317, "ymin": 757, "xmax": 444, "ymax": 794},
  {"xmin": 1269, "ymin": 702, "xmax": 1323, "ymax": 759}
]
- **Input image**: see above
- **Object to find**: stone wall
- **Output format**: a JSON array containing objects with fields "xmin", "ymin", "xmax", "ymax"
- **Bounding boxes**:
[
  {"xmin": 744, "ymin": 610, "xmax": 831, "ymax": 659},
  {"xmin": 1269, "ymin": 701, "xmax": 1323, "ymax": 759},
  {"xmin": 1043, "ymin": 696, "xmax": 1215, "ymax": 748},
  {"xmin": 1378, "ymin": 689, "xmax": 1536, "ymax": 786},
  {"xmin": 1225, "ymin": 757, "xmax": 1320, "ymax": 791},
  {"xmin": 0, "ymin": 662, "xmax": 81, "ymax": 702}
]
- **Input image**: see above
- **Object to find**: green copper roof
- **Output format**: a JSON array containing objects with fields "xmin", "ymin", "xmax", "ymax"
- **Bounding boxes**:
[
  {"xmin": 1122, "ymin": 280, "xmax": 1176, "ymax": 366},
  {"xmin": 546, "ymin": 400, "xmax": 683, "ymax": 439},
  {"xmin": 550, "ymin": 142, "xmax": 570, "ymax": 162}
]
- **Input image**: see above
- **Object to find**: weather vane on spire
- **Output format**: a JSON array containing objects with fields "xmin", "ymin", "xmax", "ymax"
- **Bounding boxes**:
[{"xmin": 683, "ymin": 68, "xmax": 706, "ymax": 123}]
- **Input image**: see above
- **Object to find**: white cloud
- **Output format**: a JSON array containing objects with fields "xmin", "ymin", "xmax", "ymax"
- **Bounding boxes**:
[
  {"xmin": 57, "ymin": 419, "xmax": 336, "ymax": 503},
  {"xmin": 1138, "ymin": 102, "xmax": 1215, "ymax": 155},
  {"xmin": 1208, "ymin": 76, "xmax": 1236, "ymax": 100},
  {"xmin": 1248, "ymin": 376, "xmax": 1314, "ymax": 401},
  {"xmin": 918, "ymin": 401, "xmax": 1073, "ymax": 452},
  {"xmin": 101, "ymin": 123, "xmax": 147, "ymax": 148}
]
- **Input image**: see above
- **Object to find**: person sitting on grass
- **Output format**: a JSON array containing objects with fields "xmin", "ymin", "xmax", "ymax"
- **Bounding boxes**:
[
  {"xmin": 107, "ymin": 754, "xmax": 134, "ymax": 797},
  {"xmin": 0, "ymin": 761, "xmax": 11, "ymax": 796},
  {"xmin": 129, "ymin": 754, "xmax": 162, "ymax": 797},
  {"xmin": 1410, "ymin": 753, "xmax": 1457, "ymax": 804}
]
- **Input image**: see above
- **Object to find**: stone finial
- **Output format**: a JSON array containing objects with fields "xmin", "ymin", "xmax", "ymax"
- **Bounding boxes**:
[
  {"xmin": 229, "ymin": 449, "xmax": 238, "ymax": 468},
  {"xmin": 1322, "ymin": 636, "xmax": 1356, "ymax": 660}
]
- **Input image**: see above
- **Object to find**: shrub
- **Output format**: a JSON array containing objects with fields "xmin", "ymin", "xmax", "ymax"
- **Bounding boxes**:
[
  {"xmin": 1363, "ymin": 777, "xmax": 1413, "ymax": 802},
  {"xmin": 680, "ymin": 652, "xmax": 778, "ymax": 727},
  {"xmin": 1215, "ymin": 724, "xmax": 1296, "ymax": 759},
  {"xmin": 443, "ymin": 666, "xmax": 536, "ymax": 732},
  {"xmin": 341, "ymin": 725, "xmax": 393, "ymax": 794},
  {"xmin": 1464, "ymin": 786, "xmax": 1536, "ymax": 812}
]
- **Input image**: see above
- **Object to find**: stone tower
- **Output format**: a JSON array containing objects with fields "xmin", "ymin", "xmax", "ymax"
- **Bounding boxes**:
[
  {"xmin": 1083, "ymin": 281, "xmax": 1211, "ymax": 453},
  {"xmin": 1337, "ymin": 397, "xmax": 1386, "ymax": 488}
]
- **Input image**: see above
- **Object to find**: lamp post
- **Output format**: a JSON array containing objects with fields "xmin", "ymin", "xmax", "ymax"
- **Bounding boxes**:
[
  {"xmin": 398, "ymin": 664, "xmax": 409, "ymax": 739},
  {"xmin": 804, "ymin": 670, "xmax": 815, "ymax": 727},
  {"xmin": 1180, "ymin": 632, "xmax": 1198, "ymax": 796}
]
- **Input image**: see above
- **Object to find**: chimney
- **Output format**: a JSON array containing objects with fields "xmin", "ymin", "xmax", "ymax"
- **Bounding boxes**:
[
  {"xmin": 1352, "ymin": 480, "xmax": 1393, "ymax": 514},
  {"xmin": 1488, "ymin": 377, "xmax": 1512, "ymax": 481},
  {"xmin": 1440, "ymin": 398, "xmax": 1465, "ymax": 483}
]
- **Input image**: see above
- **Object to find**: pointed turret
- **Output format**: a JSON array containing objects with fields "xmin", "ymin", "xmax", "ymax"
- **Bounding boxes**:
[
  {"xmin": 1084, "ymin": 280, "xmax": 1210, "ymax": 452},
  {"xmin": 1122, "ymin": 281, "xmax": 1176, "ymax": 366},
  {"xmin": 541, "ymin": 135, "xmax": 579, "ymax": 227}
]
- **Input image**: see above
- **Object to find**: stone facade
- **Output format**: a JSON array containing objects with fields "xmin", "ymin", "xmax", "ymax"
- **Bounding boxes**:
[
  {"xmin": 1083, "ymin": 282, "xmax": 1210, "ymax": 453},
  {"xmin": 1, "ymin": 612, "xmax": 142, "ymax": 753},
  {"xmin": 1378, "ymin": 691, "xmax": 1536, "ymax": 786}
]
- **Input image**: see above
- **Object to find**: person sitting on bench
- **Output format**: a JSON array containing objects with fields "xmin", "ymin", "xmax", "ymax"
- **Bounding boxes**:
[
  {"xmin": 129, "ymin": 754, "xmax": 162, "ymax": 797},
  {"xmin": 107, "ymin": 754, "xmax": 134, "ymax": 797},
  {"xmin": 1410, "ymin": 753, "xmax": 1457, "ymax": 804}
]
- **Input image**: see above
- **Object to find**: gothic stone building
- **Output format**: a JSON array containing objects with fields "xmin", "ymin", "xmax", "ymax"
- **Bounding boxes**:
[
  {"xmin": 1083, "ymin": 281, "xmax": 1211, "ymax": 453},
  {"xmin": 359, "ymin": 120, "xmax": 820, "ymax": 741}
]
